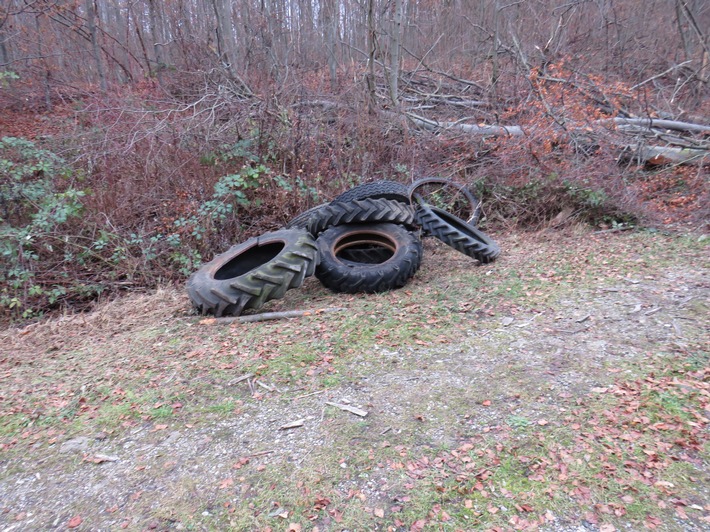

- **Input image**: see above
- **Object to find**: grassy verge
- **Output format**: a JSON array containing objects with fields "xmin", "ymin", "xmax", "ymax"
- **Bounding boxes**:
[{"xmin": 1, "ymin": 230, "xmax": 708, "ymax": 530}]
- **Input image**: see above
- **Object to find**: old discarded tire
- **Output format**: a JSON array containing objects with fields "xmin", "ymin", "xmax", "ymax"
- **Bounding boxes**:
[
  {"xmin": 408, "ymin": 177, "xmax": 482, "ymax": 225},
  {"xmin": 284, "ymin": 203, "xmax": 329, "ymax": 229},
  {"xmin": 315, "ymin": 223, "xmax": 422, "ymax": 293},
  {"xmin": 306, "ymin": 197, "xmax": 416, "ymax": 236},
  {"xmin": 187, "ymin": 228, "xmax": 318, "ymax": 317},
  {"xmin": 332, "ymin": 180, "xmax": 410, "ymax": 204},
  {"xmin": 415, "ymin": 203, "xmax": 500, "ymax": 263}
]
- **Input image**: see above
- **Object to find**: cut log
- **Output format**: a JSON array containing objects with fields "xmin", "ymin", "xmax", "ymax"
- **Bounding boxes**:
[
  {"xmin": 630, "ymin": 145, "xmax": 709, "ymax": 166},
  {"xmin": 406, "ymin": 112, "xmax": 524, "ymax": 136},
  {"xmin": 609, "ymin": 117, "xmax": 710, "ymax": 135}
]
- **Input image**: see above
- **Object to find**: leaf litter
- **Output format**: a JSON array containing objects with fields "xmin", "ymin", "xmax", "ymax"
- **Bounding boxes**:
[{"xmin": 0, "ymin": 230, "xmax": 708, "ymax": 530}]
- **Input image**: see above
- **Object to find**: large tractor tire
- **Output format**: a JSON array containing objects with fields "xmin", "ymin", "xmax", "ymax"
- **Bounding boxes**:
[
  {"xmin": 415, "ymin": 203, "xmax": 500, "ymax": 263},
  {"xmin": 187, "ymin": 228, "xmax": 318, "ymax": 317},
  {"xmin": 306, "ymin": 198, "xmax": 416, "ymax": 236},
  {"xmin": 315, "ymin": 223, "xmax": 422, "ymax": 293},
  {"xmin": 332, "ymin": 180, "xmax": 410, "ymax": 204},
  {"xmin": 284, "ymin": 203, "xmax": 329, "ymax": 229}
]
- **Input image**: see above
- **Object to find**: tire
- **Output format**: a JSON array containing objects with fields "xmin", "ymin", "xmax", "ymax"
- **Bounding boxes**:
[
  {"xmin": 408, "ymin": 177, "xmax": 482, "ymax": 225},
  {"xmin": 306, "ymin": 197, "xmax": 416, "ymax": 236},
  {"xmin": 332, "ymin": 180, "xmax": 410, "ymax": 204},
  {"xmin": 284, "ymin": 203, "xmax": 329, "ymax": 229},
  {"xmin": 187, "ymin": 228, "xmax": 319, "ymax": 317},
  {"xmin": 415, "ymin": 203, "xmax": 500, "ymax": 263},
  {"xmin": 315, "ymin": 223, "xmax": 422, "ymax": 293}
]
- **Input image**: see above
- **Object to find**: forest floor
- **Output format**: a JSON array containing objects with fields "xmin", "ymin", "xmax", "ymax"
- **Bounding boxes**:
[{"xmin": 1, "ymin": 227, "xmax": 708, "ymax": 531}]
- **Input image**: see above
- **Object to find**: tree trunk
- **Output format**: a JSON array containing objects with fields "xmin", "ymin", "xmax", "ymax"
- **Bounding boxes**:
[
  {"xmin": 388, "ymin": 0, "xmax": 405, "ymax": 107},
  {"xmin": 365, "ymin": 0, "xmax": 377, "ymax": 114},
  {"xmin": 212, "ymin": 0, "xmax": 238, "ymax": 72},
  {"xmin": 34, "ymin": 13, "xmax": 52, "ymax": 110},
  {"xmin": 322, "ymin": 0, "xmax": 338, "ymax": 90},
  {"xmin": 85, "ymin": 0, "xmax": 107, "ymax": 91},
  {"xmin": 147, "ymin": 0, "xmax": 165, "ymax": 84}
]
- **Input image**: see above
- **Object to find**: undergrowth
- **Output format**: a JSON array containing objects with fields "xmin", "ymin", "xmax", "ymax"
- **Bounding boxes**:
[{"xmin": 1, "ymin": 61, "xmax": 707, "ymax": 321}]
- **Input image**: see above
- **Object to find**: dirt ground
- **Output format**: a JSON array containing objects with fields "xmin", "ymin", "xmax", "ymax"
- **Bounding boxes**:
[{"xmin": 0, "ymin": 229, "xmax": 708, "ymax": 531}]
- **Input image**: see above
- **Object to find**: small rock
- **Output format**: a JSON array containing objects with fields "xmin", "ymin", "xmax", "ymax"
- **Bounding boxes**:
[
  {"xmin": 59, "ymin": 437, "xmax": 91, "ymax": 454},
  {"xmin": 161, "ymin": 431, "xmax": 181, "ymax": 446}
]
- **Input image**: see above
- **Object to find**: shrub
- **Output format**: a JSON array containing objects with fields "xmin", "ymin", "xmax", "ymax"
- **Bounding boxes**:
[{"xmin": 0, "ymin": 137, "xmax": 85, "ymax": 318}]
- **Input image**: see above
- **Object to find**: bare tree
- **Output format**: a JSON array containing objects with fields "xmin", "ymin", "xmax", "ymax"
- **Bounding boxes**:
[
  {"xmin": 85, "ymin": 0, "xmax": 107, "ymax": 91},
  {"xmin": 387, "ymin": 0, "xmax": 405, "ymax": 106}
]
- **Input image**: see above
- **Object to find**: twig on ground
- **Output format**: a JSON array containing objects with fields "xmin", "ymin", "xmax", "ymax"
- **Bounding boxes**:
[
  {"xmin": 227, "ymin": 373, "xmax": 254, "ymax": 386},
  {"xmin": 199, "ymin": 307, "xmax": 345, "ymax": 325},
  {"xmin": 280, "ymin": 419, "xmax": 305, "ymax": 430},
  {"xmin": 292, "ymin": 390, "xmax": 325, "ymax": 401}
]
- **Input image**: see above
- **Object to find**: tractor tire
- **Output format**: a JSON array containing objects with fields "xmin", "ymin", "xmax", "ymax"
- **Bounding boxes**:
[
  {"xmin": 408, "ymin": 177, "xmax": 482, "ymax": 225},
  {"xmin": 415, "ymin": 203, "xmax": 500, "ymax": 263},
  {"xmin": 315, "ymin": 223, "xmax": 422, "ymax": 293},
  {"xmin": 306, "ymin": 197, "xmax": 416, "ymax": 236},
  {"xmin": 332, "ymin": 180, "xmax": 410, "ymax": 204},
  {"xmin": 187, "ymin": 228, "xmax": 318, "ymax": 317},
  {"xmin": 284, "ymin": 203, "xmax": 329, "ymax": 229}
]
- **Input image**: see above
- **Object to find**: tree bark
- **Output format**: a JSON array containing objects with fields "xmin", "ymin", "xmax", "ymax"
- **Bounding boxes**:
[
  {"xmin": 147, "ymin": 0, "xmax": 165, "ymax": 84},
  {"xmin": 85, "ymin": 0, "xmax": 107, "ymax": 91},
  {"xmin": 365, "ymin": 0, "xmax": 377, "ymax": 114},
  {"xmin": 388, "ymin": 0, "xmax": 405, "ymax": 106},
  {"xmin": 322, "ymin": 0, "xmax": 338, "ymax": 90},
  {"xmin": 212, "ymin": 0, "xmax": 238, "ymax": 72}
]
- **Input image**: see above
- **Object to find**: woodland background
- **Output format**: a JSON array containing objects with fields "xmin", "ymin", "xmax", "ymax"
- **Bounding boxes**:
[{"xmin": 0, "ymin": 0, "xmax": 708, "ymax": 320}]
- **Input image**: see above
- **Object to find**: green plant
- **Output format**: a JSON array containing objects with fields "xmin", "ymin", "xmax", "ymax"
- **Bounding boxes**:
[
  {"xmin": 0, "ymin": 71, "xmax": 19, "ymax": 88},
  {"xmin": 0, "ymin": 137, "xmax": 85, "ymax": 318}
]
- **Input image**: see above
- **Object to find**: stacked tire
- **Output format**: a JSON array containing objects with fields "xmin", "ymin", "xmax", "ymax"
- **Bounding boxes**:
[{"xmin": 187, "ymin": 179, "xmax": 500, "ymax": 317}]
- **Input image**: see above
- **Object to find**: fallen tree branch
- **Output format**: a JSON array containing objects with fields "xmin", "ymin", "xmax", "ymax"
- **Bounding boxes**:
[
  {"xmin": 199, "ymin": 307, "xmax": 345, "ymax": 325},
  {"xmin": 609, "ymin": 117, "xmax": 710, "ymax": 134},
  {"xmin": 624, "ymin": 145, "xmax": 710, "ymax": 166},
  {"xmin": 405, "ymin": 111, "xmax": 525, "ymax": 136}
]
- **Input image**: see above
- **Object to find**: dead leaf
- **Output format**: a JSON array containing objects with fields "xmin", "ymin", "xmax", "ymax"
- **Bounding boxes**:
[
  {"xmin": 219, "ymin": 478, "xmax": 234, "ymax": 489},
  {"xmin": 482, "ymin": 400, "xmax": 492, "ymax": 407},
  {"xmin": 374, "ymin": 507, "xmax": 385, "ymax": 518},
  {"xmin": 538, "ymin": 419, "xmax": 549, "ymax": 426},
  {"xmin": 288, "ymin": 524, "xmax": 301, "ymax": 532},
  {"xmin": 410, "ymin": 519, "xmax": 427, "ymax": 531}
]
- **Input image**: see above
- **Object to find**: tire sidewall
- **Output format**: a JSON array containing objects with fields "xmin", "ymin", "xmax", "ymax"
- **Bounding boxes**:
[{"xmin": 315, "ymin": 223, "xmax": 422, "ymax": 292}]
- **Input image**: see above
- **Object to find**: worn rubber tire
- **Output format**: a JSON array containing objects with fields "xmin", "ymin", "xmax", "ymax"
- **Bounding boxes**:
[
  {"xmin": 332, "ymin": 180, "xmax": 410, "ymax": 204},
  {"xmin": 187, "ymin": 228, "xmax": 318, "ymax": 317},
  {"xmin": 408, "ymin": 177, "xmax": 482, "ymax": 225},
  {"xmin": 415, "ymin": 203, "xmax": 500, "ymax": 263},
  {"xmin": 284, "ymin": 203, "xmax": 329, "ymax": 229},
  {"xmin": 315, "ymin": 223, "xmax": 422, "ymax": 293},
  {"xmin": 306, "ymin": 197, "xmax": 416, "ymax": 236}
]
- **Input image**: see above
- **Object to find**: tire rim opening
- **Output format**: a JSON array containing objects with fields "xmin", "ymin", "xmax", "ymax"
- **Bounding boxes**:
[
  {"xmin": 214, "ymin": 242, "xmax": 285, "ymax": 280},
  {"xmin": 333, "ymin": 234, "xmax": 397, "ymax": 264}
]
